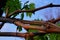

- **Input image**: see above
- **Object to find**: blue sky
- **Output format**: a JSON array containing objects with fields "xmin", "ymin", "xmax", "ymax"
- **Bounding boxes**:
[{"xmin": 0, "ymin": 0, "xmax": 60, "ymax": 40}]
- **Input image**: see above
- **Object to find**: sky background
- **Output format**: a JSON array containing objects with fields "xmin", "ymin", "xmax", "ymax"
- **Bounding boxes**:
[{"xmin": 0, "ymin": 0, "xmax": 60, "ymax": 40}]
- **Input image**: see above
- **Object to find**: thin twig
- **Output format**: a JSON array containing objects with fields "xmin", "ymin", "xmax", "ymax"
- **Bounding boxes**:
[{"xmin": 5, "ymin": 7, "xmax": 9, "ymax": 17}]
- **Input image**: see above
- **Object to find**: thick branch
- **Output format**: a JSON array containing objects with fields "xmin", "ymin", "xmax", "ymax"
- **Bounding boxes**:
[
  {"xmin": 0, "ymin": 17, "xmax": 60, "ymax": 33},
  {"xmin": 0, "ymin": 17, "xmax": 48, "ymax": 25},
  {"xmin": 44, "ymin": 22, "xmax": 60, "ymax": 33},
  {"xmin": 14, "ymin": 21, "xmax": 60, "ymax": 33},
  {"xmin": 14, "ymin": 21, "xmax": 46, "ymax": 31},
  {"xmin": 0, "ymin": 32, "xmax": 34, "ymax": 38},
  {"xmin": 0, "ymin": 17, "xmax": 60, "ymax": 25},
  {"xmin": 0, "ymin": 32, "xmax": 45, "ymax": 38}
]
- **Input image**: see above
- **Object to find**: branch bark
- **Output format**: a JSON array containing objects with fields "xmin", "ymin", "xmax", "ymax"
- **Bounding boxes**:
[
  {"xmin": 0, "ymin": 32, "xmax": 34, "ymax": 38},
  {"xmin": 0, "ymin": 17, "xmax": 60, "ymax": 33},
  {"xmin": 0, "ymin": 17, "xmax": 60, "ymax": 25},
  {"xmin": 14, "ymin": 21, "xmax": 60, "ymax": 33},
  {"xmin": 0, "ymin": 32, "xmax": 45, "ymax": 38}
]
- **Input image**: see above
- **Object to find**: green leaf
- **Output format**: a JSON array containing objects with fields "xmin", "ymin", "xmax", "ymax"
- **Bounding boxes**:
[
  {"xmin": 24, "ymin": 5, "xmax": 32, "ymax": 17},
  {"xmin": 57, "ymin": 23, "xmax": 60, "ymax": 26},
  {"xmin": 24, "ymin": 3, "xmax": 35, "ymax": 17},
  {"xmin": 3, "ymin": 0, "xmax": 21, "ymax": 17},
  {"xmin": 49, "ymin": 33, "xmax": 57, "ymax": 40},
  {"xmin": 17, "ymin": 26, "xmax": 22, "ymax": 31},
  {"xmin": 56, "ymin": 23, "xmax": 60, "ymax": 40},
  {"xmin": 21, "ymin": 13, "xmax": 24, "ymax": 20},
  {"xmin": 29, "ymin": 3, "xmax": 35, "ymax": 10}
]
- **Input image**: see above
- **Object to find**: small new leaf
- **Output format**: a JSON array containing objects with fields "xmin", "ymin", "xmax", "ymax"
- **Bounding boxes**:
[
  {"xmin": 17, "ymin": 26, "xmax": 22, "ymax": 31},
  {"xmin": 24, "ymin": 3, "xmax": 35, "ymax": 17}
]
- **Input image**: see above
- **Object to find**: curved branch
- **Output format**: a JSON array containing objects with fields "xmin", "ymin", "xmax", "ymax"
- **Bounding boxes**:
[
  {"xmin": 8, "ymin": 10, "xmax": 34, "ymax": 17},
  {"xmin": 8, "ymin": 3, "xmax": 60, "ymax": 17},
  {"xmin": 8, "ymin": 3, "xmax": 51, "ymax": 17}
]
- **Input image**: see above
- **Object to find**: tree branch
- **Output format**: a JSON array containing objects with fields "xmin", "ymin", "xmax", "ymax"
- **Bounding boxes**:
[
  {"xmin": 0, "ymin": 32, "xmax": 45, "ymax": 38},
  {"xmin": 5, "ymin": 7, "xmax": 9, "ymax": 17},
  {"xmin": 47, "ymin": 18, "xmax": 60, "ymax": 23},
  {"xmin": 14, "ymin": 21, "xmax": 60, "ymax": 33},
  {"xmin": 8, "ymin": 3, "xmax": 60, "ymax": 17},
  {"xmin": 8, "ymin": 3, "xmax": 51, "ymax": 17},
  {"xmin": 14, "ymin": 21, "xmax": 46, "ymax": 31},
  {"xmin": 0, "ymin": 17, "xmax": 60, "ymax": 25},
  {"xmin": 0, "ymin": 32, "xmax": 34, "ymax": 38},
  {"xmin": 0, "ymin": 17, "xmax": 60, "ymax": 33}
]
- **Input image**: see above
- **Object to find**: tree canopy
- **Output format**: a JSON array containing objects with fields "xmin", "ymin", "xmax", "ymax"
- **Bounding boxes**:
[{"xmin": 0, "ymin": 0, "xmax": 60, "ymax": 40}]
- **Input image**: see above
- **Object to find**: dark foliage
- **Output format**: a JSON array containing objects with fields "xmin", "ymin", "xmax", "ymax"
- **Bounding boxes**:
[{"xmin": 0, "ymin": 0, "xmax": 7, "ymax": 17}]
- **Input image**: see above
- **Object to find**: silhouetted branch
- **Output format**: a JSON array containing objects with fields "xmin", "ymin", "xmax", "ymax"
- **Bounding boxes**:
[
  {"xmin": 0, "ymin": 22, "xmax": 5, "ymax": 29},
  {"xmin": 47, "ymin": 18, "xmax": 60, "ymax": 23},
  {"xmin": 8, "ymin": 3, "xmax": 51, "ymax": 17},
  {"xmin": 8, "ymin": 3, "xmax": 60, "ymax": 17}
]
